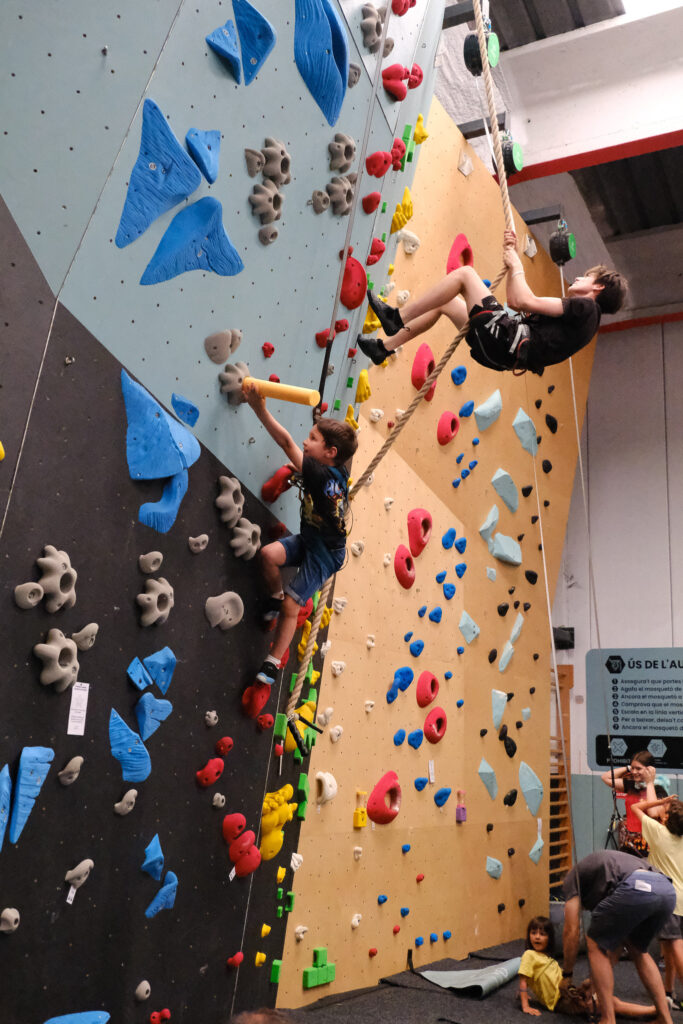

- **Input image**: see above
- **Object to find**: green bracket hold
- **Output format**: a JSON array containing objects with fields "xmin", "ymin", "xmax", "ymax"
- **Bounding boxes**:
[
  {"xmin": 270, "ymin": 959, "xmax": 282, "ymax": 984},
  {"xmin": 333, "ymin": 399, "xmax": 341, "ymax": 411},
  {"xmin": 274, "ymin": 713, "xmax": 287, "ymax": 741}
]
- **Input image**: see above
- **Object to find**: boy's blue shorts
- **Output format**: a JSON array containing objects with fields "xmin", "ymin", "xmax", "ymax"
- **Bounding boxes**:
[{"xmin": 280, "ymin": 533, "xmax": 346, "ymax": 606}]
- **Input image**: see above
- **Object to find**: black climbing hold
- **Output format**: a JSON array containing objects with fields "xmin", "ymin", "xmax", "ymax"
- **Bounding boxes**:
[
  {"xmin": 545, "ymin": 414, "xmax": 558, "ymax": 434},
  {"xmin": 538, "ymin": 544, "xmax": 543, "ymax": 551},
  {"xmin": 532, "ymin": 654, "xmax": 539, "ymax": 662},
  {"xmin": 521, "ymin": 485, "xmax": 532, "ymax": 498},
  {"xmin": 497, "ymin": 903, "xmax": 506, "ymax": 913},
  {"xmin": 525, "ymin": 570, "xmax": 538, "ymax": 585},
  {"xmin": 503, "ymin": 788, "xmax": 518, "ymax": 806},
  {"xmin": 537, "ymin": 435, "xmax": 542, "ymax": 445},
  {"xmin": 486, "ymin": 823, "xmax": 494, "ymax": 833},
  {"xmin": 544, "ymin": 500, "xmax": 550, "ymax": 507},
  {"xmin": 517, "ymin": 533, "xmax": 524, "ymax": 542},
  {"xmin": 542, "ymin": 459, "xmax": 552, "ymax": 474},
  {"xmin": 534, "ymin": 399, "xmax": 542, "ymax": 409},
  {"xmin": 503, "ymin": 736, "xmax": 517, "ymax": 758},
  {"xmin": 488, "ymin": 649, "xmax": 497, "ymax": 664},
  {"xmin": 529, "ymin": 686, "xmax": 536, "ymax": 694},
  {"xmin": 548, "ymin": 385, "xmax": 555, "ymax": 394},
  {"xmin": 513, "ymin": 600, "xmax": 520, "ymax": 609},
  {"xmin": 516, "ymin": 720, "xmax": 523, "ymax": 729},
  {"xmin": 498, "ymin": 724, "xmax": 508, "ymax": 739},
  {"xmin": 506, "ymin": 692, "xmax": 514, "ymax": 702},
  {"xmin": 497, "ymin": 603, "xmax": 509, "ymax": 617},
  {"xmin": 480, "ymin": 728, "xmax": 488, "ymax": 737},
  {"xmin": 508, "ymin": 587, "xmax": 515, "ymax": 595},
  {"xmin": 531, "ymin": 515, "xmax": 539, "ymax": 524},
  {"xmin": 518, "ymin": 898, "xmax": 526, "ymax": 908},
  {"xmin": 507, "ymin": 847, "xmax": 515, "ymax": 857},
  {"xmin": 523, "ymin": 602, "xmax": 530, "ymax": 611}
]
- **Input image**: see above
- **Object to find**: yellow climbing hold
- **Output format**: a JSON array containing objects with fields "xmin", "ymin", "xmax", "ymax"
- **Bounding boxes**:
[
  {"xmin": 387, "ymin": 263, "xmax": 394, "ymax": 276},
  {"xmin": 255, "ymin": 952, "xmax": 267, "ymax": 967},
  {"xmin": 345, "ymin": 404, "xmax": 359, "ymax": 431},
  {"xmin": 414, "ymin": 114, "xmax": 428, "ymax": 144},
  {"xmin": 260, "ymin": 783, "xmax": 298, "ymax": 859},
  {"xmin": 390, "ymin": 188, "xmax": 413, "ymax": 233},
  {"xmin": 355, "ymin": 369, "xmax": 371, "ymax": 404},
  {"xmin": 298, "ymin": 619, "xmax": 319, "ymax": 662},
  {"xmin": 284, "ymin": 701, "xmax": 316, "ymax": 754},
  {"xmin": 401, "ymin": 187, "xmax": 413, "ymax": 220},
  {"xmin": 0, "ymin": 440, "xmax": 5, "ymax": 461},
  {"xmin": 362, "ymin": 304, "xmax": 381, "ymax": 335},
  {"xmin": 319, "ymin": 605, "xmax": 333, "ymax": 631},
  {"xmin": 276, "ymin": 866, "xmax": 286, "ymax": 883},
  {"xmin": 261, "ymin": 923, "xmax": 272, "ymax": 938}
]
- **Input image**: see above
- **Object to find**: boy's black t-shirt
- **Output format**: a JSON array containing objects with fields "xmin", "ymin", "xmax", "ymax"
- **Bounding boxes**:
[
  {"xmin": 299, "ymin": 456, "xmax": 349, "ymax": 550},
  {"xmin": 524, "ymin": 296, "xmax": 601, "ymax": 373}
]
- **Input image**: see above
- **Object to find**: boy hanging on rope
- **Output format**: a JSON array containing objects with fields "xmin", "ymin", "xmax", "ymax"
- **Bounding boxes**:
[
  {"xmin": 359, "ymin": 230, "xmax": 628, "ymax": 376},
  {"xmin": 244, "ymin": 382, "xmax": 358, "ymax": 689}
]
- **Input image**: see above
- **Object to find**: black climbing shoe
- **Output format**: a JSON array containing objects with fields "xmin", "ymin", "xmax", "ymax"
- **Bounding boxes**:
[
  {"xmin": 256, "ymin": 659, "xmax": 279, "ymax": 685},
  {"xmin": 358, "ymin": 334, "xmax": 393, "ymax": 366},
  {"xmin": 366, "ymin": 289, "xmax": 406, "ymax": 337},
  {"xmin": 262, "ymin": 596, "xmax": 283, "ymax": 630}
]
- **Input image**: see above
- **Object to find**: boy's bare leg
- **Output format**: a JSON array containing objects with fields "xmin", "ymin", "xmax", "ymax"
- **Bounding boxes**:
[
  {"xmin": 260, "ymin": 541, "xmax": 286, "ymax": 597},
  {"xmin": 400, "ymin": 267, "xmax": 492, "ymax": 327},
  {"xmin": 384, "ymin": 297, "xmax": 469, "ymax": 353},
  {"xmin": 269, "ymin": 595, "xmax": 299, "ymax": 662},
  {"xmin": 611, "ymin": 996, "xmax": 656, "ymax": 1018}
]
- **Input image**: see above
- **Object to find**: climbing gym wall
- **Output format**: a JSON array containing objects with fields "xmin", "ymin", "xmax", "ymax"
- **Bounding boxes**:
[
  {"xmin": 277, "ymin": 97, "xmax": 596, "ymax": 1006},
  {"xmin": 0, "ymin": 1, "xmax": 446, "ymax": 1021}
]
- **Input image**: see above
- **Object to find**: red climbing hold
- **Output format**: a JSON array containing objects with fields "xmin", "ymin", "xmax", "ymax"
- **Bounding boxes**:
[
  {"xmin": 242, "ymin": 681, "xmax": 271, "ymax": 719},
  {"xmin": 296, "ymin": 597, "xmax": 314, "ymax": 627},
  {"xmin": 369, "ymin": 947, "xmax": 378, "ymax": 957},
  {"xmin": 149, "ymin": 1011, "xmax": 171, "ymax": 1024},
  {"xmin": 269, "ymin": 521, "xmax": 287, "ymax": 540},
  {"xmin": 215, "ymin": 736, "xmax": 234, "ymax": 756},
  {"xmin": 416, "ymin": 873, "xmax": 425, "ymax": 883},
  {"xmin": 319, "ymin": 402, "xmax": 328, "ymax": 414},
  {"xmin": 393, "ymin": 924, "xmax": 401, "ymax": 934},
  {"xmin": 268, "ymin": 373, "xmax": 280, "ymax": 383},
  {"xmin": 408, "ymin": 62, "xmax": 423, "ymax": 89},
  {"xmin": 424, "ymin": 706, "xmax": 448, "ymax": 744},
  {"xmin": 315, "ymin": 328, "xmax": 335, "ymax": 348},
  {"xmin": 367, "ymin": 770, "xmax": 402, "ymax": 824},
  {"xmin": 347, "ymin": 346, "xmax": 357, "ymax": 358},
  {"xmin": 274, "ymin": 742, "xmax": 284, "ymax": 757},
  {"xmin": 222, "ymin": 812, "xmax": 246, "ymax": 843},
  {"xmin": 382, "ymin": 64, "xmax": 409, "ymax": 101},
  {"xmin": 407, "ymin": 508, "xmax": 433, "ymax": 558},
  {"xmin": 227, "ymin": 951, "xmax": 244, "ymax": 968},
  {"xmin": 196, "ymin": 757, "xmax": 224, "ymax": 787},
  {"xmin": 390, "ymin": 138, "xmax": 406, "ymax": 170},
  {"xmin": 262, "ymin": 464, "xmax": 293, "ymax": 503},
  {"xmin": 437, "ymin": 410, "xmax": 460, "ymax": 446},
  {"xmin": 416, "ymin": 670, "xmax": 439, "ymax": 708},
  {"xmin": 335, "ymin": 318, "xmax": 349, "ymax": 333},
  {"xmin": 366, "ymin": 237, "xmax": 386, "ymax": 266},
  {"xmin": 229, "ymin": 830, "xmax": 257, "ymax": 862},
  {"xmin": 411, "ymin": 343, "xmax": 437, "ymax": 401},
  {"xmin": 365, "ymin": 151, "xmax": 392, "ymax": 178},
  {"xmin": 340, "ymin": 247, "xmax": 367, "ymax": 310},
  {"xmin": 392, "ymin": 0, "xmax": 416, "ymax": 14},
  {"xmin": 257, "ymin": 713, "xmax": 274, "ymax": 731},
  {"xmin": 262, "ymin": 342, "xmax": 275, "ymax": 358},
  {"xmin": 446, "ymin": 233, "xmax": 474, "ymax": 274},
  {"xmin": 362, "ymin": 191, "xmax": 382, "ymax": 214},
  {"xmin": 394, "ymin": 544, "xmax": 415, "ymax": 590}
]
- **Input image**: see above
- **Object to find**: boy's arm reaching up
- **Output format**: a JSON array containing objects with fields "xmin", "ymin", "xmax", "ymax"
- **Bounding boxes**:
[
  {"xmin": 244, "ymin": 382, "xmax": 303, "ymax": 471},
  {"xmin": 503, "ymin": 230, "xmax": 564, "ymax": 317}
]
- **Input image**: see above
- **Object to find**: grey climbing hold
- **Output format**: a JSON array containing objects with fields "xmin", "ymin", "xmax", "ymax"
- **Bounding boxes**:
[
  {"xmin": 489, "ymin": 533, "xmax": 522, "ymax": 565},
  {"xmin": 58, "ymin": 756, "xmax": 84, "ymax": 786},
  {"xmin": 114, "ymin": 789, "xmax": 138, "ymax": 816},
  {"xmin": 492, "ymin": 689, "xmax": 507, "ymax": 729},
  {"xmin": 491, "ymin": 468, "xmax": 518, "ymax": 513},
  {"xmin": 13, "ymin": 581, "xmax": 44, "ymax": 609},
  {"xmin": 329, "ymin": 132, "xmax": 356, "ymax": 174},
  {"xmin": 205, "ymin": 591, "xmax": 244, "ymax": 630},
  {"xmin": 248, "ymin": 179, "xmax": 284, "ymax": 224},
  {"xmin": 474, "ymin": 389, "xmax": 502, "ymax": 431},
  {"xmin": 326, "ymin": 174, "xmax": 355, "ymax": 216},
  {"xmin": 215, "ymin": 476, "xmax": 245, "ymax": 526},
  {"xmin": 458, "ymin": 610, "xmax": 479, "ymax": 644},
  {"xmin": 510, "ymin": 612, "xmax": 524, "ymax": 643},
  {"xmin": 230, "ymin": 518, "xmax": 261, "ymax": 560},
  {"xmin": 142, "ymin": 834, "xmax": 164, "ymax": 880},
  {"xmin": 519, "ymin": 761, "xmax": 544, "ymax": 815},
  {"xmin": 348, "ymin": 62, "xmax": 361, "ymax": 87},
  {"xmin": 204, "ymin": 710, "xmax": 218, "ymax": 727},
  {"xmin": 136, "ymin": 578, "xmax": 174, "ymax": 627},
  {"xmin": 212, "ymin": 792, "xmax": 226, "ymax": 808},
  {"xmin": 529, "ymin": 836, "xmax": 544, "ymax": 864},
  {"xmin": 244, "ymin": 147, "xmax": 265, "ymax": 176},
  {"xmin": 188, "ymin": 534, "xmax": 209, "ymax": 554},
  {"xmin": 512, "ymin": 408, "xmax": 538, "ymax": 456},
  {"xmin": 479, "ymin": 505, "xmax": 499, "ymax": 544},
  {"xmin": 310, "ymin": 189, "xmax": 330, "ymax": 214},
  {"xmin": 135, "ymin": 981, "xmax": 151, "ymax": 1002},
  {"xmin": 36, "ymin": 545, "xmax": 78, "ymax": 612},
  {"xmin": 71, "ymin": 623, "xmax": 99, "ymax": 651},
  {"xmin": 258, "ymin": 224, "xmax": 279, "ymax": 245},
  {"xmin": 139, "ymin": 551, "xmax": 163, "ymax": 574},
  {"xmin": 498, "ymin": 641, "xmax": 514, "ymax": 672},
  {"xmin": 0, "ymin": 907, "xmax": 20, "ymax": 933},
  {"xmin": 219, "ymin": 362, "xmax": 250, "ymax": 404},
  {"xmin": 204, "ymin": 328, "xmax": 242, "ymax": 364},
  {"xmin": 478, "ymin": 758, "xmax": 497, "ymax": 800},
  {"xmin": 486, "ymin": 856, "xmax": 503, "ymax": 879},
  {"xmin": 262, "ymin": 137, "xmax": 291, "ymax": 186},
  {"xmin": 34, "ymin": 629, "xmax": 80, "ymax": 691},
  {"xmin": 360, "ymin": 3, "xmax": 394, "ymax": 56},
  {"xmin": 65, "ymin": 858, "xmax": 94, "ymax": 890}
]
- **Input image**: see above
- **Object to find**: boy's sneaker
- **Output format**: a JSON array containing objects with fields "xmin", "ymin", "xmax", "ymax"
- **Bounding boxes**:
[
  {"xmin": 366, "ymin": 289, "xmax": 406, "ymax": 337},
  {"xmin": 357, "ymin": 334, "xmax": 394, "ymax": 366},
  {"xmin": 256, "ymin": 659, "xmax": 279, "ymax": 686},
  {"xmin": 666, "ymin": 995, "xmax": 683, "ymax": 1011},
  {"xmin": 262, "ymin": 596, "xmax": 283, "ymax": 629}
]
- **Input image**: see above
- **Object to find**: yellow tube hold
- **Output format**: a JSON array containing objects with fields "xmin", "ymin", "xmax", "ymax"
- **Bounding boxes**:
[
  {"xmin": 243, "ymin": 376, "xmax": 320, "ymax": 407},
  {"xmin": 261, "ymin": 923, "xmax": 272, "ymax": 938},
  {"xmin": 255, "ymin": 952, "xmax": 267, "ymax": 967}
]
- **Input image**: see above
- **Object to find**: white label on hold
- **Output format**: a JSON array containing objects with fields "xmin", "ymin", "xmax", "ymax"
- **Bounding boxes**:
[
  {"xmin": 317, "ymin": 803, "xmax": 321, "ymax": 814},
  {"xmin": 229, "ymin": 866, "xmax": 236, "ymax": 881},
  {"xmin": 67, "ymin": 682, "xmax": 90, "ymax": 736},
  {"xmin": 371, "ymin": 821, "xmax": 375, "ymax": 831},
  {"xmin": 428, "ymin": 760, "xmax": 435, "ymax": 784},
  {"xmin": 66, "ymin": 886, "xmax": 76, "ymax": 904}
]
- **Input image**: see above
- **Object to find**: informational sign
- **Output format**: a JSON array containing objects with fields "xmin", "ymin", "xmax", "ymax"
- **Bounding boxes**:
[{"xmin": 586, "ymin": 648, "xmax": 683, "ymax": 771}]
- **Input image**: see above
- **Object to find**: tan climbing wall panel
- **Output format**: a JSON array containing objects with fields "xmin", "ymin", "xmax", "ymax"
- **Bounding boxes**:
[{"xmin": 277, "ymin": 98, "xmax": 595, "ymax": 1007}]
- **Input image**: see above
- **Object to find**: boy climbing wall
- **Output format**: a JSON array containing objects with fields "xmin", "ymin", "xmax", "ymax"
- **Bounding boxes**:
[{"xmin": 360, "ymin": 230, "xmax": 628, "ymax": 376}]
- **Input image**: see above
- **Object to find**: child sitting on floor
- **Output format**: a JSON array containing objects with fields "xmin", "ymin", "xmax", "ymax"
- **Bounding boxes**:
[
  {"xmin": 244, "ymin": 382, "xmax": 357, "ymax": 688},
  {"xmin": 360, "ymin": 230, "xmax": 627, "ymax": 376}
]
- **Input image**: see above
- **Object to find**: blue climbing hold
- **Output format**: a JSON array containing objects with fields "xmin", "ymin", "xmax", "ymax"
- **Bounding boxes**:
[
  {"xmin": 444, "ymin": 671, "xmax": 453, "ymax": 680},
  {"xmin": 415, "ymin": 936, "xmax": 424, "ymax": 947},
  {"xmin": 115, "ymin": 99, "xmax": 201, "ymax": 249},
  {"xmin": 456, "ymin": 699, "xmax": 464, "ymax": 708},
  {"xmin": 409, "ymin": 640, "xmax": 424, "ymax": 657},
  {"xmin": 472, "ymin": 437, "xmax": 480, "ymax": 446},
  {"xmin": 441, "ymin": 528, "xmax": 456, "ymax": 549},
  {"xmin": 443, "ymin": 583, "xmax": 456, "ymax": 600},
  {"xmin": 145, "ymin": 870, "xmax": 178, "ymax": 918},
  {"xmin": 459, "ymin": 400, "xmax": 474, "ymax": 418},
  {"xmin": 234, "ymin": 0, "xmax": 276, "ymax": 85},
  {"xmin": 140, "ymin": 197, "xmax": 244, "ymax": 285},
  {"xmin": 429, "ymin": 607, "xmax": 442, "ymax": 623},
  {"xmin": 414, "ymin": 777, "xmax": 428, "ymax": 792},
  {"xmin": 135, "ymin": 693, "xmax": 173, "ymax": 742},
  {"xmin": 0, "ymin": 764, "xmax": 10, "ymax": 852},
  {"xmin": 469, "ymin": 460, "xmax": 478, "ymax": 470},
  {"xmin": 294, "ymin": 0, "xmax": 348, "ymax": 126},
  {"xmin": 457, "ymin": 646, "xmax": 464, "ymax": 655},
  {"xmin": 402, "ymin": 843, "xmax": 411, "ymax": 853},
  {"xmin": 377, "ymin": 894, "xmax": 388, "ymax": 905},
  {"xmin": 451, "ymin": 365, "xmax": 467, "ymax": 385},
  {"xmin": 44, "ymin": 1015, "xmax": 111, "ymax": 1024},
  {"xmin": 460, "ymin": 468, "xmax": 470, "ymax": 479},
  {"xmin": 452, "ymin": 479, "xmax": 461, "ymax": 489},
  {"xmin": 483, "ymin": 278, "xmax": 491, "ymax": 287},
  {"xmin": 455, "ymin": 563, "xmax": 467, "ymax": 578},
  {"xmin": 143, "ymin": 646, "xmax": 176, "ymax": 695},
  {"xmin": 395, "ymin": 667, "xmax": 414, "ymax": 691},
  {"xmin": 185, "ymin": 128, "xmax": 221, "ymax": 184},
  {"xmin": 417, "ymin": 606, "xmax": 426, "ymax": 618},
  {"xmin": 455, "ymin": 453, "xmax": 464, "ymax": 465},
  {"xmin": 434, "ymin": 787, "xmax": 451, "ymax": 807},
  {"xmin": 454, "ymin": 537, "xmax": 467, "ymax": 554},
  {"xmin": 407, "ymin": 730, "xmax": 423, "ymax": 750},
  {"xmin": 393, "ymin": 729, "xmax": 406, "ymax": 746},
  {"xmin": 430, "ymin": 932, "xmax": 438, "ymax": 942},
  {"xmin": 171, "ymin": 393, "xmax": 200, "ymax": 427},
  {"xmin": 404, "ymin": 630, "xmax": 413, "ymax": 640},
  {"xmin": 121, "ymin": 370, "xmax": 200, "ymax": 480},
  {"xmin": 435, "ymin": 571, "xmax": 446, "ymax": 583},
  {"xmin": 109, "ymin": 710, "xmax": 151, "ymax": 783},
  {"xmin": 400, "ymin": 906, "xmax": 410, "ymax": 917},
  {"xmin": 443, "ymin": 930, "xmax": 452, "ymax": 940},
  {"xmin": 206, "ymin": 20, "xmax": 242, "ymax": 82},
  {"xmin": 142, "ymin": 833, "xmax": 164, "ymax": 880},
  {"xmin": 127, "ymin": 657, "xmax": 153, "ymax": 691},
  {"xmin": 139, "ymin": 469, "xmax": 188, "ymax": 533},
  {"xmin": 8, "ymin": 746, "xmax": 54, "ymax": 844}
]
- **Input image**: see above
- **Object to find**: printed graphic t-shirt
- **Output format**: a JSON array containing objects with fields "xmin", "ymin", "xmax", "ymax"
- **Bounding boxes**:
[{"xmin": 299, "ymin": 456, "xmax": 349, "ymax": 550}]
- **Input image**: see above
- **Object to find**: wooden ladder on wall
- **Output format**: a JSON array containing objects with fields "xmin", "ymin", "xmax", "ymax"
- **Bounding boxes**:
[{"xmin": 549, "ymin": 665, "xmax": 574, "ymax": 890}]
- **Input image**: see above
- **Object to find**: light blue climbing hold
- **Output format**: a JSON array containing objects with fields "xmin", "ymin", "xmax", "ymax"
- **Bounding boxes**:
[
  {"xmin": 454, "ymin": 537, "xmax": 467, "ymax": 554},
  {"xmin": 395, "ymin": 667, "xmax": 414, "ymax": 691},
  {"xmin": 143, "ymin": 647, "xmax": 176, "ymax": 695},
  {"xmin": 430, "ymin": 932, "xmax": 438, "ymax": 942},
  {"xmin": 474, "ymin": 388, "xmax": 502, "ymax": 431},
  {"xmin": 44, "ymin": 1015, "xmax": 110, "ymax": 1024},
  {"xmin": 529, "ymin": 836, "xmax": 544, "ymax": 864},
  {"xmin": 455, "ymin": 562, "xmax": 467, "ymax": 578},
  {"xmin": 459, "ymin": 400, "xmax": 474, "ymax": 418},
  {"xmin": 519, "ymin": 762, "xmax": 544, "ymax": 816},
  {"xmin": 206, "ymin": 20, "xmax": 241, "ymax": 82},
  {"xmin": 452, "ymin": 478, "xmax": 461, "ymax": 489},
  {"xmin": 234, "ymin": 0, "xmax": 276, "ymax": 85},
  {"xmin": 522, "ymin": 707, "xmax": 531, "ymax": 721},
  {"xmin": 142, "ymin": 834, "xmax": 164, "ymax": 880},
  {"xmin": 435, "ymin": 572, "xmax": 446, "ymax": 584},
  {"xmin": 135, "ymin": 693, "xmax": 173, "ymax": 741},
  {"xmin": 460, "ymin": 468, "xmax": 470, "ymax": 479},
  {"xmin": 486, "ymin": 567, "xmax": 497, "ymax": 581},
  {"xmin": 489, "ymin": 533, "xmax": 522, "ymax": 565},
  {"xmin": 139, "ymin": 469, "xmax": 188, "ymax": 533},
  {"xmin": 513, "ymin": 407, "xmax": 538, "ymax": 455},
  {"xmin": 434, "ymin": 787, "xmax": 451, "ymax": 807},
  {"xmin": 469, "ymin": 460, "xmax": 478, "ymax": 470},
  {"xmin": 400, "ymin": 906, "xmax": 410, "ymax": 916},
  {"xmin": 185, "ymin": 128, "xmax": 221, "ymax": 184},
  {"xmin": 409, "ymin": 640, "xmax": 424, "ymax": 657},
  {"xmin": 472, "ymin": 437, "xmax": 480, "ymax": 446},
  {"xmin": 145, "ymin": 870, "xmax": 178, "ymax": 918},
  {"xmin": 407, "ymin": 730, "xmax": 423, "ymax": 749},
  {"xmin": 429, "ymin": 607, "xmax": 442, "ymax": 623},
  {"xmin": 444, "ymin": 671, "xmax": 453, "ymax": 680},
  {"xmin": 486, "ymin": 856, "xmax": 503, "ymax": 879},
  {"xmin": 451, "ymin": 365, "xmax": 467, "ymax": 385},
  {"xmin": 294, "ymin": 0, "xmax": 347, "ymax": 125},
  {"xmin": 402, "ymin": 844, "xmax": 411, "ymax": 853},
  {"xmin": 415, "ymin": 936, "xmax": 424, "ymax": 947},
  {"xmin": 457, "ymin": 646, "xmax": 464, "ymax": 655},
  {"xmin": 404, "ymin": 629, "xmax": 414, "ymax": 640},
  {"xmin": 455, "ymin": 453, "xmax": 464, "ymax": 465},
  {"xmin": 498, "ymin": 641, "xmax": 515, "ymax": 672},
  {"xmin": 393, "ymin": 729, "xmax": 406, "ymax": 746},
  {"xmin": 458, "ymin": 611, "xmax": 479, "ymax": 644},
  {"xmin": 510, "ymin": 613, "xmax": 525, "ymax": 643},
  {"xmin": 441, "ymin": 528, "xmax": 456, "ymax": 549},
  {"xmin": 171, "ymin": 393, "xmax": 200, "ymax": 427},
  {"xmin": 414, "ymin": 777, "xmax": 428, "ymax": 791},
  {"xmin": 109, "ymin": 710, "xmax": 151, "ymax": 782},
  {"xmin": 115, "ymin": 99, "xmax": 202, "ymax": 248},
  {"xmin": 140, "ymin": 197, "xmax": 244, "ymax": 285},
  {"xmin": 478, "ymin": 757, "xmax": 498, "ymax": 800},
  {"xmin": 492, "ymin": 689, "xmax": 508, "ymax": 729},
  {"xmin": 377, "ymin": 894, "xmax": 388, "ymax": 905},
  {"xmin": 456, "ymin": 698, "xmax": 464, "ymax": 708},
  {"xmin": 491, "ymin": 468, "xmax": 519, "ymax": 513},
  {"xmin": 127, "ymin": 657, "xmax": 153, "ymax": 691},
  {"xmin": 8, "ymin": 746, "xmax": 54, "ymax": 844},
  {"xmin": 417, "ymin": 607, "xmax": 426, "ymax": 618},
  {"xmin": 443, "ymin": 930, "xmax": 452, "ymax": 940},
  {"xmin": 479, "ymin": 504, "xmax": 499, "ymax": 543},
  {"xmin": 0, "ymin": 764, "xmax": 12, "ymax": 852},
  {"xmin": 121, "ymin": 370, "xmax": 200, "ymax": 480},
  {"xmin": 443, "ymin": 583, "xmax": 456, "ymax": 600}
]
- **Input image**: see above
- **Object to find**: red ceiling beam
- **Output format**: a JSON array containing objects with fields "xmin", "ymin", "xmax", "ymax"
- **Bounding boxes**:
[
  {"xmin": 511, "ymin": 129, "xmax": 683, "ymax": 183},
  {"xmin": 600, "ymin": 310, "xmax": 683, "ymax": 335}
]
